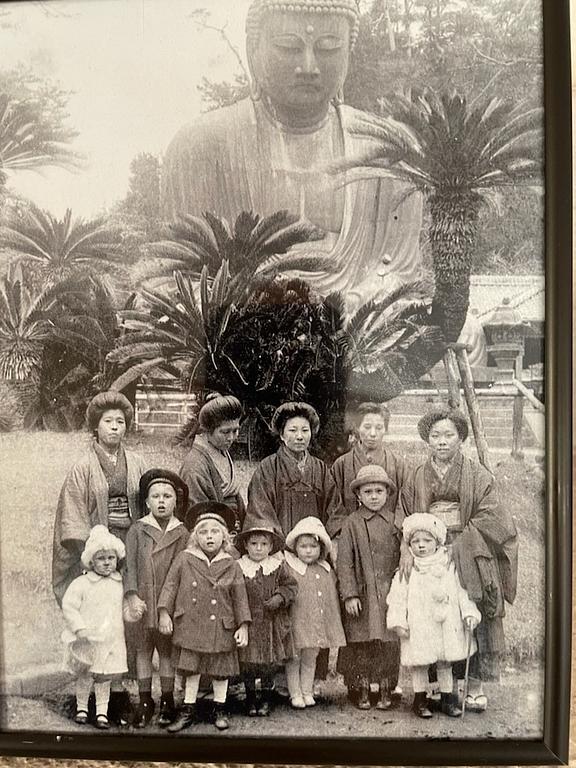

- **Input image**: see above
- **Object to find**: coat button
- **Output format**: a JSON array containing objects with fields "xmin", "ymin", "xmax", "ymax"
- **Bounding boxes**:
[
  {"xmin": 317, "ymin": 591, "xmax": 322, "ymax": 597},
  {"xmin": 192, "ymin": 581, "xmax": 197, "ymax": 587},
  {"xmin": 315, "ymin": 574, "xmax": 320, "ymax": 579},
  {"xmin": 211, "ymin": 599, "xmax": 217, "ymax": 605},
  {"xmin": 210, "ymin": 615, "xmax": 216, "ymax": 620},
  {"xmin": 192, "ymin": 598, "xmax": 197, "ymax": 604}
]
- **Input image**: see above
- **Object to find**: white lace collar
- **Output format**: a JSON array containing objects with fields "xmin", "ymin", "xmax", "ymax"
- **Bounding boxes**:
[
  {"xmin": 85, "ymin": 570, "xmax": 122, "ymax": 583},
  {"xmin": 186, "ymin": 546, "xmax": 232, "ymax": 565},
  {"xmin": 141, "ymin": 513, "xmax": 183, "ymax": 533},
  {"xmin": 238, "ymin": 552, "xmax": 284, "ymax": 578},
  {"xmin": 284, "ymin": 549, "xmax": 331, "ymax": 576}
]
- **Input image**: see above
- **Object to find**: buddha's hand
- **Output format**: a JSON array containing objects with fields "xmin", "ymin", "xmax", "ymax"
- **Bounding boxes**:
[
  {"xmin": 392, "ymin": 626, "xmax": 410, "ymax": 639},
  {"xmin": 158, "ymin": 609, "xmax": 173, "ymax": 636},
  {"xmin": 234, "ymin": 623, "xmax": 249, "ymax": 648},
  {"xmin": 345, "ymin": 597, "xmax": 362, "ymax": 617}
]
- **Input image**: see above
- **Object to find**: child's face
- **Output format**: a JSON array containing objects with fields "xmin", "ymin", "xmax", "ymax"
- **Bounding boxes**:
[
  {"xmin": 146, "ymin": 482, "xmax": 177, "ymax": 522},
  {"xmin": 195, "ymin": 520, "xmax": 225, "ymax": 556},
  {"xmin": 295, "ymin": 534, "xmax": 321, "ymax": 565},
  {"xmin": 92, "ymin": 549, "xmax": 118, "ymax": 577},
  {"xmin": 246, "ymin": 533, "xmax": 274, "ymax": 563},
  {"xmin": 357, "ymin": 482, "xmax": 388, "ymax": 512},
  {"xmin": 409, "ymin": 531, "xmax": 438, "ymax": 558}
]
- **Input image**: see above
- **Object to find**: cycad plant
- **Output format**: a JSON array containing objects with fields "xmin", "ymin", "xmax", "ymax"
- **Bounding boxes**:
[{"xmin": 340, "ymin": 91, "xmax": 543, "ymax": 342}]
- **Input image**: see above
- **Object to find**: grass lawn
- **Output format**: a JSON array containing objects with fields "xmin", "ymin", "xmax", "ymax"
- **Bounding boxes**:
[{"xmin": 0, "ymin": 431, "xmax": 545, "ymax": 676}]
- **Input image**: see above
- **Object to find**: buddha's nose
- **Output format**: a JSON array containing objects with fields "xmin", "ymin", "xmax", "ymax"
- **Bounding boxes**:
[{"xmin": 300, "ymin": 47, "xmax": 320, "ymax": 76}]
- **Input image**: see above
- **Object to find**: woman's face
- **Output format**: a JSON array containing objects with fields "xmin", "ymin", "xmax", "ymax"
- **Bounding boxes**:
[
  {"xmin": 357, "ymin": 413, "xmax": 386, "ymax": 451},
  {"xmin": 427, "ymin": 418, "xmax": 462, "ymax": 463},
  {"xmin": 207, "ymin": 419, "xmax": 240, "ymax": 452},
  {"xmin": 97, "ymin": 409, "xmax": 126, "ymax": 450},
  {"xmin": 280, "ymin": 416, "xmax": 312, "ymax": 454}
]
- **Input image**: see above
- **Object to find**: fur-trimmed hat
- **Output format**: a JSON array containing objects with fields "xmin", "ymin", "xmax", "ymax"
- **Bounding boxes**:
[
  {"xmin": 139, "ymin": 468, "xmax": 189, "ymax": 518},
  {"xmin": 402, "ymin": 513, "xmax": 447, "ymax": 546},
  {"xmin": 285, "ymin": 516, "xmax": 331, "ymax": 556},
  {"xmin": 184, "ymin": 501, "xmax": 238, "ymax": 533},
  {"xmin": 350, "ymin": 464, "xmax": 396, "ymax": 494},
  {"xmin": 81, "ymin": 525, "xmax": 125, "ymax": 569},
  {"xmin": 417, "ymin": 408, "xmax": 469, "ymax": 443},
  {"xmin": 237, "ymin": 523, "xmax": 285, "ymax": 554}
]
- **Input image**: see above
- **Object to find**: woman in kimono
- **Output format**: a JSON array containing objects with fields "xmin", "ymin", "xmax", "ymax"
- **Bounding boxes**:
[
  {"xmin": 179, "ymin": 394, "xmax": 245, "ymax": 537},
  {"xmin": 401, "ymin": 408, "xmax": 518, "ymax": 713},
  {"xmin": 327, "ymin": 402, "xmax": 407, "ymax": 538}
]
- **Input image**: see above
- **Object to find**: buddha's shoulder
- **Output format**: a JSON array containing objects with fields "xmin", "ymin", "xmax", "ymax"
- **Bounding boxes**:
[{"xmin": 165, "ymin": 100, "xmax": 254, "ymax": 157}]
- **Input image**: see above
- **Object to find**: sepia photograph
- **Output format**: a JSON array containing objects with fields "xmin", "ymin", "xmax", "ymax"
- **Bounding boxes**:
[{"xmin": 0, "ymin": 0, "xmax": 569, "ymax": 763}]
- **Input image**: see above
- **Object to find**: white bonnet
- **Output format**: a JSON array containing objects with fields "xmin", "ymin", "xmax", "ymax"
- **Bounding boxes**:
[
  {"xmin": 402, "ymin": 513, "xmax": 447, "ymax": 546},
  {"xmin": 81, "ymin": 525, "xmax": 126, "ymax": 569},
  {"xmin": 285, "ymin": 516, "xmax": 331, "ymax": 555}
]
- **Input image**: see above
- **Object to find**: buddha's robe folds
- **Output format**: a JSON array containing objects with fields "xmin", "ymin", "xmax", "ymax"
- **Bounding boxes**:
[{"xmin": 161, "ymin": 98, "xmax": 423, "ymax": 309}]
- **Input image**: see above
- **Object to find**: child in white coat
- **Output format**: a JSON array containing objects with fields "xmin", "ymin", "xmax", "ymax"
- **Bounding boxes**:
[
  {"xmin": 387, "ymin": 512, "xmax": 481, "ymax": 718},
  {"xmin": 61, "ymin": 525, "xmax": 128, "ymax": 729}
]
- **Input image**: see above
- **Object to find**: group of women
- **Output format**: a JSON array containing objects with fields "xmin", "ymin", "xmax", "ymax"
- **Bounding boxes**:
[{"xmin": 52, "ymin": 390, "xmax": 518, "ymax": 715}]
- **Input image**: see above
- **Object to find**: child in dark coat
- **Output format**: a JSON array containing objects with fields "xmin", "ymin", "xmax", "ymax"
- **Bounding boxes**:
[
  {"xmin": 158, "ymin": 502, "xmax": 251, "ymax": 732},
  {"xmin": 237, "ymin": 523, "xmax": 298, "ymax": 716},
  {"xmin": 123, "ymin": 469, "xmax": 189, "ymax": 728},
  {"xmin": 336, "ymin": 464, "xmax": 401, "ymax": 710}
]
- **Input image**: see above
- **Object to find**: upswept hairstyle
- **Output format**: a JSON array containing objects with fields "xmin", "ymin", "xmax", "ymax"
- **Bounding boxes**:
[
  {"xmin": 86, "ymin": 391, "xmax": 134, "ymax": 433},
  {"xmin": 271, "ymin": 401, "xmax": 320, "ymax": 437},
  {"xmin": 417, "ymin": 408, "xmax": 469, "ymax": 443},
  {"xmin": 198, "ymin": 393, "xmax": 243, "ymax": 433}
]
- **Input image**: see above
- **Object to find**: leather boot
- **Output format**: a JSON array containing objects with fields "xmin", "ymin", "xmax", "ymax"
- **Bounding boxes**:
[
  {"xmin": 245, "ymin": 690, "xmax": 258, "ymax": 717},
  {"xmin": 134, "ymin": 694, "xmax": 155, "ymax": 729},
  {"xmin": 376, "ymin": 682, "xmax": 392, "ymax": 711},
  {"xmin": 166, "ymin": 703, "xmax": 196, "ymax": 733},
  {"xmin": 107, "ymin": 690, "xmax": 132, "ymax": 727},
  {"xmin": 441, "ymin": 692, "xmax": 462, "ymax": 717},
  {"xmin": 157, "ymin": 693, "xmax": 176, "ymax": 727},
  {"xmin": 412, "ymin": 692, "xmax": 433, "ymax": 718},
  {"xmin": 357, "ymin": 678, "xmax": 371, "ymax": 710},
  {"xmin": 257, "ymin": 690, "xmax": 271, "ymax": 717},
  {"xmin": 213, "ymin": 701, "xmax": 230, "ymax": 730}
]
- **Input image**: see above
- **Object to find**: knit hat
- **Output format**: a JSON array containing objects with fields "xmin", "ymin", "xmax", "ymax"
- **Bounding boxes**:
[
  {"xmin": 81, "ymin": 525, "xmax": 126, "ymax": 569},
  {"xmin": 350, "ymin": 464, "xmax": 396, "ymax": 494},
  {"xmin": 237, "ymin": 523, "xmax": 285, "ymax": 555},
  {"xmin": 285, "ymin": 516, "xmax": 331, "ymax": 556},
  {"xmin": 139, "ymin": 468, "xmax": 189, "ymax": 518},
  {"xmin": 402, "ymin": 513, "xmax": 447, "ymax": 546},
  {"xmin": 185, "ymin": 501, "xmax": 238, "ymax": 534}
]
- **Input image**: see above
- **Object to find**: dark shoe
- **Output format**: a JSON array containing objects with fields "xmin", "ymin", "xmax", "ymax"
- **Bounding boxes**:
[
  {"xmin": 74, "ymin": 709, "xmax": 89, "ymax": 725},
  {"xmin": 357, "ymin": 678, "xmax": 371, "ymax": 710},
  {"xmin": 245, "ymin": 691, "xmax": 258, "ymax": 717},
  {"xmin": 213, "ymin": 702, "xmax": 229, "ymax": 730},
  {"xmin": 166, "ymin": 703, "xmax": 196, "ymax": 733},
  {"xmin": 157, "ymin": 693, "xmax": 176, "ymax": 728},
  {"xmin": 108, "ymin": 690, "xmax": 133, "ymax": 727},
  {"xmin": 413, "ymin": 692, "xmax": 433, "ymax": 719},
  {"xmin": 134, "ymin": 696, "xmax": 155, "ymax": 729},
  {"xmin": 257, "ymin": 692, "xmax": 271, "ymax": 717},
  {"xmin": 375, "ymin": 684, "xmax": 392, "ymax": 711},
  {"xmin": 441, "ymin": 692, "xmax": 462, "ymax": 717},
  {"xmin": 94, "ymin": 714, "xmax": 110, "ymax": 730}
]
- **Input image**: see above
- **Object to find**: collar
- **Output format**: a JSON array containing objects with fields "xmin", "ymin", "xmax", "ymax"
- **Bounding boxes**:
[
  {"xmin": 140, "ymin": 513, "xmax": 182, "ymax": 533},
  {"xmin": 358, "ymin": 504, "xmax": 394, "ymax": 524},
  {"xmin": 85, "ymin": 570, "xmax": 122, "ymax": 583},
  {"xmin": 412, "ymin": 547, "xmax": 449, "ymax": 574},
  {"xmin": 284, "ymin": 549, "xmax": 331, "ymax": 576},
  {"xmin": 431, "ymin": 450, "xmax": 463, "ymax": 478},
  {"xmin": 238, "ymin": 552, "xmax": 283, "ymax": 578},
  {"xmin": 186, "ymin": 545, "xmax": 232, "ymax": 565}
]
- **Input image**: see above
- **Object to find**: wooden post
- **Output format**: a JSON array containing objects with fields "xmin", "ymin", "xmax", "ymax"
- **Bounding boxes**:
[
  {"xmin": 443, "ymin": 347, "xmax": 461, "ymax": 409},
  {"xmin": 453, "ymin": 344, "xmax": 493, "ymax": 475},
  {"xmin": 511, "ymin": 355, "xmax": 524, "ymax": 460}
]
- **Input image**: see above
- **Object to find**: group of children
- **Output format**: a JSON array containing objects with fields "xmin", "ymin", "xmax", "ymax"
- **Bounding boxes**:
[{"xmin": 61, "ymin": 464, "xmax": 481, "ymax": 731}]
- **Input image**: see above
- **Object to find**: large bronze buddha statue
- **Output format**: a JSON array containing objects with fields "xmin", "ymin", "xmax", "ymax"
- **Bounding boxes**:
[{"xmin": 161, "ymin": 0, "xmax": 423, "ymax": 310}]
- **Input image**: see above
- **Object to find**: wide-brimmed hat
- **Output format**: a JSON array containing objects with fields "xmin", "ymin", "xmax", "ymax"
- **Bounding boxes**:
[
  {"xmin": 184, "ymin": 501, "xmax": 238, "ymax": 533},
  {"xmin": 139, "ymin": 468, "xmax": 189, "ymax": 517},
  {"xmin": 350, "ymin": 464, "xmax": 396, "ymax": 494},
  {"xmin": 402, "ymin": 512, "xmax": 447, "ymax": 545},
  {"xmin": 285, "ymin": 516, "xmax": 331, "ymax": 555},
  {"xmin": 81, "ymin": 525, "xmax": 125, "ymax": 569},
  {"xmin": 236, "ymin": 523, "xmax": 284, "ymax": 554}
]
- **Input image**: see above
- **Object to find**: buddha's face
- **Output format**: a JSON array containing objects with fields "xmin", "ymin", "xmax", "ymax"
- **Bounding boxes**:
[{"xmin": 251, "ymin": 11, "xmax": 350, "ymax": 119}]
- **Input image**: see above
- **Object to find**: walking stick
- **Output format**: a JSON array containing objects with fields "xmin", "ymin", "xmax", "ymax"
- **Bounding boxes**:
[{"xmin": 461, "ymin": 626, "xmax": 473, "ymax": 718}]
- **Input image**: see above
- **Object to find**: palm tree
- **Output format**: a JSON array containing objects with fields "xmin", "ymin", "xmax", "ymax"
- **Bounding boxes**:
[
  {"xmin": 338, "ymin": 91, "xmax": 543, "ymax": 342},
  {"xmin": 0, "ymin": 202, "xmax": 123, "ymax": 283}
]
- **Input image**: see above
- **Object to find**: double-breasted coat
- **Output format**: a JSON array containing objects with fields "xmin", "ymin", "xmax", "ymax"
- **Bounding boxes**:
[
  {"xmin": 158, "ymin": 548, "xmax": 251, "ymax": 654},
  {"xmin": 123, "ymin": 515, "xmax": 189, "ymax": 642}
]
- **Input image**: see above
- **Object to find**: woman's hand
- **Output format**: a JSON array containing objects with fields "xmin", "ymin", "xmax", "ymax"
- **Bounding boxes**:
[
  {"xmin": 234, "ymin": 623, "xmax": 249, "ymax": 648},
  {"xmin": 392, "ymin": 625, "xmax": 410, "ymax": 639},
  {"xmin": 345, "ymin": 597, "xmax": 362, "ymax": 617},
  {"xmin": 398, "ymin": 538, "xmax": 414, "ymax": 582},
  {"xmin": 158, "ymin": 609, "xmax": 173, "ymax": 636}
]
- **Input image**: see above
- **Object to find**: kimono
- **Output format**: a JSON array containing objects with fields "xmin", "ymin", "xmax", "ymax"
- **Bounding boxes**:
[
  {"xmin": 238, "ymin": 554, "xmax": 298, "ymax": 667},
  {"xmin": 328, "ymin": 443, "xmax": 407, "ymax": 537},
  {"xmin": 52, "ymin": 442, "xmax": 148, "ymax": 605},
  {"xmin": 401, "ymin": 451, "xmax": 518, "ymax": 679},
  {"xmin": 336, "ymin": 504, "xmax": 401, "ymax": 686},
  {"xmin": 123, "ymin": 514, "xmax": 189, "ymax": 647},
  {"xmin": 245, "ymin": 446, "xmax": 344, "ymax": 536}
]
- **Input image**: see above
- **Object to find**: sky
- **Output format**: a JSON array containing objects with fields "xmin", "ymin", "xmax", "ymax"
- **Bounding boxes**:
[{"xmin": 1, "ymin": 0, "xmax": 254, "ymax": 217}]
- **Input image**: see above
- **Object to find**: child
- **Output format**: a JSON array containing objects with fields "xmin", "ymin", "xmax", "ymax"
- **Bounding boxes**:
[
  {"xmin": 61, "ymin": 525, "xmax": 128, "ymax": 730},
  {"xmin": 158, "ymin": 502, "xmax": 251, "ymax": 732},
  {"xmin": 336, "ymin": 465, "xmax": 402, "ymax": 710},
  {"xmin": 236, "ymin": 523, "xmax": 298, "ymax": 717},
  {"xmin": 387, "ymin": 512, "xmax": 481, "ymax": 718},
  {"xmin": 123, "ymin": 469, "xmax": 190, "ymax": 728},
  {"xmin": 284, "ymin": 516, "xmax": 346, "ymax": 709}
]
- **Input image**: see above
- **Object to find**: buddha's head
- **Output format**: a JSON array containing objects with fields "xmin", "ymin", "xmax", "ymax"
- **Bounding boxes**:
[{"xmin": 246, "ymin": 0, "xmax": 360, "ymax": 126}]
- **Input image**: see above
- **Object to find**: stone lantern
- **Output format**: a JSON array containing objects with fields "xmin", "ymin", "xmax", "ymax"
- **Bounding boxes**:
[{"xmin": 482, "ymin": 297, "xmax": 528, "ymax": 384}]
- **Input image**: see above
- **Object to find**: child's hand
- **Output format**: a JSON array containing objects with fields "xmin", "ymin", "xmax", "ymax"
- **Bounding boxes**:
[
  {"xmin": 263, "ymin": 594, "xmax": 284, "ymax": 612},
  {"xmin": 392, "ymin": 625, "xmax": 409, "ymax": 639},
  {"xmin": 158, "ymin": 610, "xmax": 173, "ymax": 636},
  {"xmin": 127, "ymin": 594, "xmax": 147, "ymax": 618},
  {"xmin": 234, "ymin": 623, "xmax": 249, "ymax": 648},
  {"xmin": 345, "ymin": 597, "xmax": 362, "ymax": 617},
  {"xmin": 465, "ymin": 616, "xmax": 479, "ymax": 631}
]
